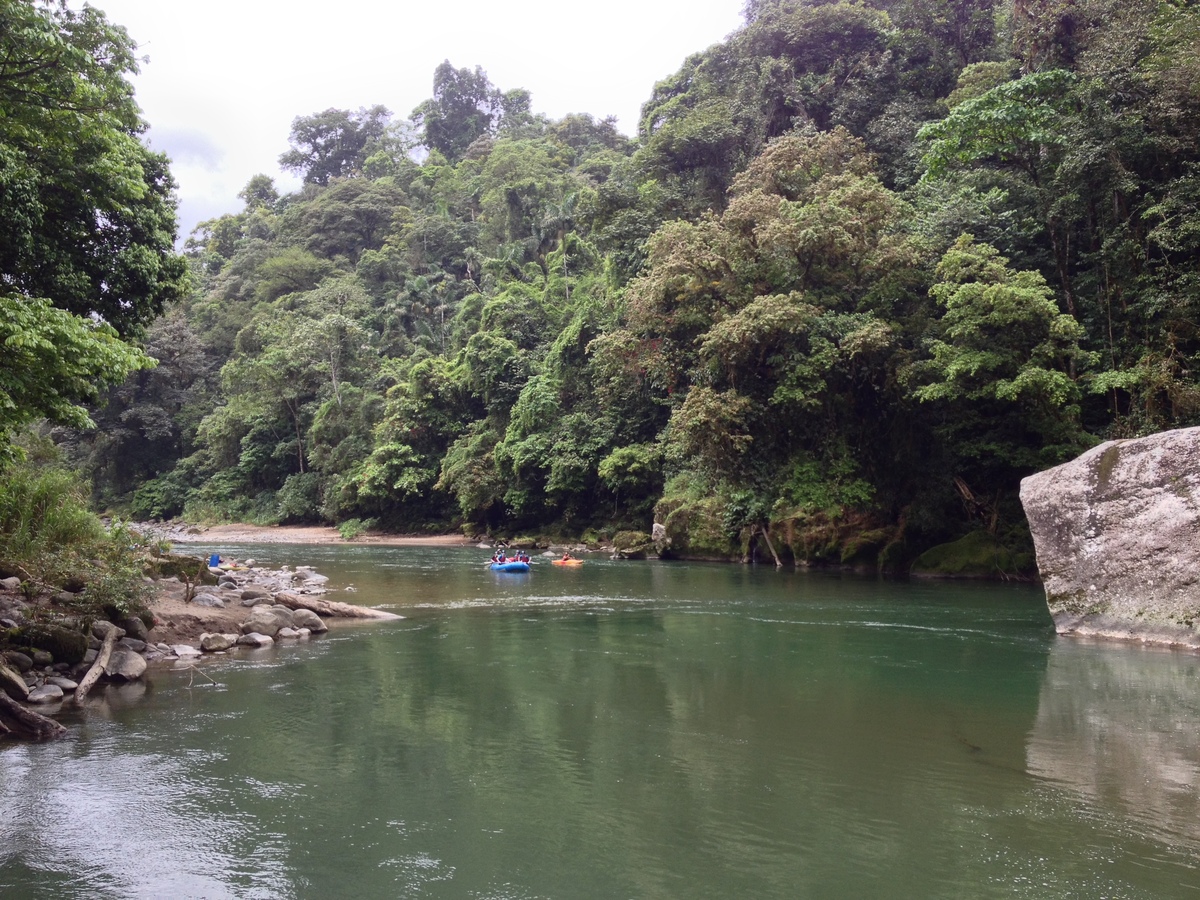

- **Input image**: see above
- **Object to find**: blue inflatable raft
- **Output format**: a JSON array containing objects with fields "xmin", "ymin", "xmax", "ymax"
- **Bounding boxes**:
[{"xmin": 489, "ymin": 560, "xmax": 530, "ymax": 572}]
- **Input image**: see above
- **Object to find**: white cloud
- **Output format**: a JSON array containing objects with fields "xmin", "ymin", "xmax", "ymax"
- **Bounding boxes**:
[{"xmin": 84, "ymin": 0, "xmax": 744, "ymax": 239}]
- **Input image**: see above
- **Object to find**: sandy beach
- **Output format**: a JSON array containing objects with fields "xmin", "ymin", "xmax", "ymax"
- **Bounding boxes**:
[{"xmin": 165, "ymin": 523, "xmax": 473, "ymax": 547}]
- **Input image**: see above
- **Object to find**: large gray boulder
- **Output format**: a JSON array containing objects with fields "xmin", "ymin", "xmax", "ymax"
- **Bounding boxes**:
[
  {"xmin": 1020, "ymin": 426, "xmax": 1200, "ymax": 648},
  {"xmin": 289, "ymin": 607, "xmax": 327, "ymax": 633},
  {"xmin": 199, "ymin": 633, "xmax": 236, "ymax": 652},
  {"xmin": 240, "ymin": 605, "xmax": 295, "ymax": 637},
  {"xmin": 106, "ymin": 650, "xmax": 147, "ymax": 682}
]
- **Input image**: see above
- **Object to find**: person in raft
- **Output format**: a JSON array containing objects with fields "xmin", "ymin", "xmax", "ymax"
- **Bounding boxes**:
[{"xmin": 561, "ymin": 551, "xmax": 573, "ymax": 561}]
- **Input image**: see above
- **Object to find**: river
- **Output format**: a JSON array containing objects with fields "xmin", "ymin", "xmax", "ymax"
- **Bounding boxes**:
[{"xmin": 2, "ymin": 544, "xmax": 1199, "ymax": 898}]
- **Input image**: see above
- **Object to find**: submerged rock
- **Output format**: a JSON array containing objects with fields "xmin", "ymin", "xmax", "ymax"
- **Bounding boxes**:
[
  {"xmin": 1020, "ymin": 426, "xmax": 1200, "ymax": 648},
  {"xmin": 27, "ymin": 684, "xmax": 63, "ymax": 703},
  {"xmin": 237, "ymin": 632, "xmax": 274, "ymax": 648}
]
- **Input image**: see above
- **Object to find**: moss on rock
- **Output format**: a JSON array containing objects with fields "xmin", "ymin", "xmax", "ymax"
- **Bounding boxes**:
[
  {"xmin": 7, "ymin": 623, "xmax": 88, "ymax": 665},
  {"xmin": 910, "ymin": 530, "xmax": 1033, "ymax": 578}
]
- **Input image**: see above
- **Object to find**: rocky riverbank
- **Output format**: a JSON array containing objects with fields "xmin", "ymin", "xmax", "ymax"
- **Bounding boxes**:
[{"xmin": 0, "ymin": 550, "xmax": 401, "ymax": 739}]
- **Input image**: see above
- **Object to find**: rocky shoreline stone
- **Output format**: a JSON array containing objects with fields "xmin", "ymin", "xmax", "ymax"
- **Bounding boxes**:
[
  {"xmin": 0, "ymin": 551, "xmax": 402, "ymax": 739},
  {"xmin": 1021, "ymin": 425, "xmax": 1200, "ymax": 650}
]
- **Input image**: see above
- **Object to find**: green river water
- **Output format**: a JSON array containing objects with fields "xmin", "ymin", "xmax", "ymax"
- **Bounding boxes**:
[{"xmin": 2, "ymin": 544, "xmax": 1199, "ymax": 898}]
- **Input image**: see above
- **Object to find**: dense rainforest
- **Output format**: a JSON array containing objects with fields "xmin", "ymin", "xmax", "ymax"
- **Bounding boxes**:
[{"xmin": 9, "ymin": 0, "xmax": 1200, "ymax": 574}]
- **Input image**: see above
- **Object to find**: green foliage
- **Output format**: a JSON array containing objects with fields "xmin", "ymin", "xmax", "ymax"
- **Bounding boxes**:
[
  {"xmin": 909, "ymin": 529, "xmax": 1033, "ymax": 577},
  {"xmin": 0, "ymin": 1, "xmax": 188, "ymax": 337},
  {"xmin": 58, "ymin": 3, "xmax": 1200, "ymax": 571},
  {"xmin": 0, "ymin": 296, "xmax": 156, "ymax": 455},
  {"xmin": 337, "ymin": 517, "xmax": 375, "ymax": 541},
  {"xmin": 277, "ymin": 472, "xmax": 322, "ymax": 523},
  {"xmin": 0, "ymin": 453, "xmax": 105, "ymax": 574},
  {"xmin": 919, "ymin": 70, "xmax": 1077, "ymax": 180},
  {"xmin": 0, "ymin": 450, "xmax": 151, "ymax": 617},
  {"xmin": 279, "ymin": 106, "xmax": 391, "ymax": 185},
  {"xmin": 412, "ymin": 62, "xmax": 508, "ymax": 162},
  {"xmin": 777, "ymin": 453, "xmax": 876, "ymax": 519}
]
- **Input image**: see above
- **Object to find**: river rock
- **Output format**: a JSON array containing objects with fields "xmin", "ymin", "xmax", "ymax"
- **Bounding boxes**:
[
  {"xmin": 241, "ymin": 595, "xmax": 270, "ymax": 608},
  {"xmin": 0, "ymin": 660, "xmax": 29, "ymax": 701},
  {"xmin": 3, "ymin": 651, "xmax": 32, "ymax": 673},
  {"xmin": 289, "ymin": 608, "xmax": 327, "ymax": 633},
  {"xmin": 192, "ymin": 593, "xmax": 226, "ymax": 608},
  {"xmin": 30, "ymin": 650, "xmax": 52, "ymax": 667},
  {"xmin": 276, "ymin": 627, "xmax": 301, "ymax": 639},
  {"xmin": 120, "ymin": 616, "xmax": 149, "ymax": 641},
  {"xmin": 237, "ymin": 632, "xmax": 274, "ymax": 648},
  {"xmin": 117, "ymin": 637, "xmax": 147, "ymax": 653},
  {"xmin": 171, "ymin": 644, "xmax": 202, "ymax": 659},
  {"xmin": 1020, "ymin": 426, "xmax": 1200, "ymax": 648},
  {"xmin": 106, "ymin": 650, "xmax": 147, "ymax": 682},
  {"xmin": 1, "ymin": 575, "xmax": 21, "ymax": 590},
  {"xmin": 45, "ymin": 675, "xmax": 78, "ymax": 691},
  {"xmin": 27, "ymin": 684, "xmax": 64, "ymax": 703},
  {"xmin": 92, "ymin": 620, "xmax": 124, "ymax": 641},
  {"xmin": 240, "ymin": 605, "xmax": 294, "ymax": 637},
  {"xmin": 200, "ymin": 633, "xmax": 236, "ymax": 652}
]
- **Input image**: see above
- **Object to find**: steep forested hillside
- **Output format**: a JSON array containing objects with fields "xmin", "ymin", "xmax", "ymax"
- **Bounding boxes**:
[{"xmin": 59, "ymin": 0, "xmax": 1200, "ymax": 571}]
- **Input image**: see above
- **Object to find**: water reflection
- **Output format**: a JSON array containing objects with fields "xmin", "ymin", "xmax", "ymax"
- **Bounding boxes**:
[
  {"xmin": 0, "ymin": 738, "xmax": 292, "ymax": 899},
  {"xmin": 5, "ymin": 546, "xmax": 1200, "ymax": 897},
  {"xmin": 1027, "ymin": 639, "xmax": 1200, "ymax": 844}
]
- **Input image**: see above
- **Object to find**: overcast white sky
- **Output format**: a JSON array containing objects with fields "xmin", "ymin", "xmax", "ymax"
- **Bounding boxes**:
[{"xmin": 86, "ymin": 0, "xmax": 745, "ymax": 239}]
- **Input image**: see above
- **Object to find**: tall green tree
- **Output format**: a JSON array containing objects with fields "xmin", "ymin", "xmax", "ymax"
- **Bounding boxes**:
[
  {"xmin": 412, "ymin": 61, "xmax": 504, "ymax": 162},
  {"xmin": 279, "ymin": 106, "xmax": 391, "ymax": 185},
  {"xmin": 0, "ymin": 0, "xmax": 187, "ymax": 337},
  {"xmin": 1, "ymin": 0, "xmax": 184, "ymax": 460}
]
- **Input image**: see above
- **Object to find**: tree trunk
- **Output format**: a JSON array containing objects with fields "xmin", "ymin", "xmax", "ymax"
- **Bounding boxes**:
[
  {"xmin": 0, "ymin": 692, "xmax": 67, "ymax": 740},
  {"xmin": 74, "ymin": 626, "xmax": 123, "ymax": 702},
  {"xmin": 274, "ymin": 591, "xmax": 402, "ymax": 620},
  {"xmin": 760, "ymin": 524, "xmax": 784, "ymax": 568}
]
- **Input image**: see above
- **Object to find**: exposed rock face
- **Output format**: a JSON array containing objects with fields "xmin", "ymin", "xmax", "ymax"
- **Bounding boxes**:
[{"xmin": 1020, "ymin": 426, "xmax": 1200, "ymax": 648}]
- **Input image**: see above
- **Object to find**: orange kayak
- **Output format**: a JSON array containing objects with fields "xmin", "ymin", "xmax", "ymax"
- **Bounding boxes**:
[{"xmin": 552, "ymin": 559, "xmax": 584, "ymax": 566}]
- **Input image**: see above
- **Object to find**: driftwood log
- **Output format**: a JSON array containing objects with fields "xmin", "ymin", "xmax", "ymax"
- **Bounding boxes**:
[
  {"xmin": 74, "ymin": 625, "xmax": 123, "ymax": 702},
  {"xmin": 274, "ymin": 592, "xmax": 402, "ymax": 620},
  {"xmin": 0, "ymin": 691, "xmax": 67, "ymax": 740}
]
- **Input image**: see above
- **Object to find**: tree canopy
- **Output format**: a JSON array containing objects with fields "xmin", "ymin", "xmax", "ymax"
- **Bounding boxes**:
[
  {"xmin": 1, "ymin": 0, "xmax": 185, "ymax": 459},
  {"xmin": 56, "ymin": 0, "xmax": 1200, "ymax": 572}
]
